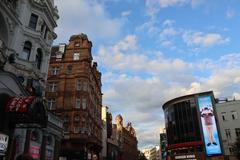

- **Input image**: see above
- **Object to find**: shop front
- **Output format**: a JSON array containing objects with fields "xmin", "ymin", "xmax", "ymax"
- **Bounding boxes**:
[{"xmin": 0, "ymin": 71, "xmax": 62, "ymax": 160}]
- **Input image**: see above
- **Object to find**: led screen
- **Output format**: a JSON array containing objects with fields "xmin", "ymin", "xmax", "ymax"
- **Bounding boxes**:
[{"xmin": 198, "ymin": 96, "xmax": 222, "ymax": 156}]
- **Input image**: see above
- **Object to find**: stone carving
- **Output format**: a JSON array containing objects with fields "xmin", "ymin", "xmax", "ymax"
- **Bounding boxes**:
[
  {"xmin": 69, "ymin": 33, "xmax": 88, "ymax": 41},
  {"xmin": 115, "ymin": 114, "xmax": 123, "ymax": 147},
  {"xmin": 7, "ymin": 18, "xmax": 14, "ymax": 32},
  {"xmin": 115, "ymin": 114, "xmax": 123, "ymax": 127},
  {"xmin": 126, "ymin": 122, "xmax": 136, "ymax": 137}
]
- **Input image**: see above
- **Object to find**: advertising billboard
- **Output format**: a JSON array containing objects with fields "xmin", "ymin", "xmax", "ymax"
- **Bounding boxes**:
[
  {"xmin": 0, "ymin": 133, "xmax": 9, "ymax": 156},
  {"xmin": 197, "ymin": 96, "xmax": 222, "ymax": 156}
]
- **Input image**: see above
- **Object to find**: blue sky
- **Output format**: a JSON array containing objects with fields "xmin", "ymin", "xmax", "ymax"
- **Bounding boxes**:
[{"xmin": 54, "ymin": 0, "xmax": 240, "ymax": 149}]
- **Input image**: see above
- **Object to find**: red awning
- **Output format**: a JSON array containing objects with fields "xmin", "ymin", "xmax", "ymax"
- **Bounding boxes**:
[{"xmin": 5, "ymin": 96, "xmax": 34, "ymax": 113}]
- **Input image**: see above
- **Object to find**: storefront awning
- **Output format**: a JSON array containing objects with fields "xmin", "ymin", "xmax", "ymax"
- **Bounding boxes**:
[
  {"xmin": 5, "ymin": 96, "xmax": 47, "ymax": 128},
  {"xmin": 5, "ymin": 96, "xmax": 34, "ymax": 112}
]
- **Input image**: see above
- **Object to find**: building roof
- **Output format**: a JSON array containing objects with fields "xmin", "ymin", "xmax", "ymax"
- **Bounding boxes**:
[{"xmin": 162, "ymin": 91, "xmax": 214, "ymax": 110}]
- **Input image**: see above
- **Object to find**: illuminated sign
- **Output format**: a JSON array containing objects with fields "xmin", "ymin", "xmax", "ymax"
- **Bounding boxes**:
[
  {"xmin": 29, "ymin": 146, "xmax": 40, "ymax": 159},
  {"xmin": 197, "ymin": 96, "xmax": 222, "ymax": 156},
  {"xmin": 175, "ymin": 154, "xmax": 196, "ymax": 160},
  {"xmin": 0, "ymin": 133, "xmax": 9, "ymax": 155}
]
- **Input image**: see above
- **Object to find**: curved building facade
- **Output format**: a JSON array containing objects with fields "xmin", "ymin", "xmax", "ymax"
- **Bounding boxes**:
[{"xmin": 162, "ymin": 91, "xmax": 224, "ymax": 160}]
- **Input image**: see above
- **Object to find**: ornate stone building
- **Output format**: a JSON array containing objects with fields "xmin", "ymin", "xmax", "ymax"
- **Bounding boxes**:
[
  {"xmin": 0, "ymin": 1, "xmax": 62, "ymax": 160},
  {"xmin": 108, "ymin": 115, "xmax": 138, "ymax": 160},
  {"xmin": 46, "ymin": 33, "xmax": 103, "ymax": 159},
  {"xmin": 0, "ymin": 0, "xmax": 59, "ymax": 84}
]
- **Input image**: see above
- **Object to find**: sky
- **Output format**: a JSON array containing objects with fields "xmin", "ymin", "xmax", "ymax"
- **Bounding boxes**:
[{"xmin": 54, "ymin": 0, "xmax": 240, "ymax": 150}]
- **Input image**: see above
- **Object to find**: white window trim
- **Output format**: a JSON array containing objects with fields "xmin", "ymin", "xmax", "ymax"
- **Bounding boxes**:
[{"xmin": 73, "ymin": 53, "xmax": 80, "ymax": 60}]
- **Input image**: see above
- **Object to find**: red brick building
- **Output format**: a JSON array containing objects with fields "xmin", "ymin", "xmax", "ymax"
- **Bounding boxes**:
[
  {"xmin": 46, "ymin": 33, "xmax": 102, "ymax": 159},
  {"xmin": 113, "ymin": 115, "xmax": 138, "ymax": 160}
]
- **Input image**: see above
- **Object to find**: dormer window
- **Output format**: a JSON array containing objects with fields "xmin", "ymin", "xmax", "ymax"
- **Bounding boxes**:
[
  {"xmin": 73, "ymin": 53, "xmax": 80, "ymax": 60},
  {"xmin": 58, "ymin": 44, "xmax": 65, "ymax": 53},
  {"xmin": 75, "ymin": 42, "xmax": 80, "ymax": 47}
]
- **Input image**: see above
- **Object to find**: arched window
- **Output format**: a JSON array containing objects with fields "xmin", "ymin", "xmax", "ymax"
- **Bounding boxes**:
[
  {"xmin": 36, "ymin": 48, "xmax": 42, "ymax": 69},
  {"xmin": 22, "ymin": 41, "xmax": 32, "ymax": 60}
]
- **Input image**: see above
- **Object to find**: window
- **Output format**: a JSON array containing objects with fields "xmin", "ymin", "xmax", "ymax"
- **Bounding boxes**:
[
  {"xmin": 74, "ymin": 115, "xmax": 80, "ymax": 121},
  {"xmin": 82, "ymin": 98, "xmax": 87, "ymax": 109},
  {"xmin": 231, "ymin": 111, "xmax": 238, "ymax": 120},
  {"xmin": 48, "ymin": 83, "xmax": 57, "ymax": 92},
  {"xmin": 40, "ymin": 22, "xmax": 46, "ymax": 33},
  {"xmin": 225, "ymin": 129, "xmax": 231, "ymax": 139},
  {"xmin": 36, "ymin": 48, "xmax": 42, "ymax": 69},
  {"xmin": 44, "ymin": 26, "xmax": 49, "ymax": 39},
  {"xmin": 21, "ymin": 41, "xmax": 32, "ymax": 60},
  {"xmin": 29, "ymin": 13, "xmax": 38, "ymax": 29},
  {"xmin": 63, "ymin": 116, "xmax": 69, "ymax": 123},
  {"xmin": 76, "ymin": 98, "xmax": 81, "ymax": 109},
  {"xmin": 76, "ymin": 80, "xmax": 82, "ymax": 91},
  {"xmin": 58, "ymin": 44, "xmax": 65, "ymax": 53},
  {"xmin": 221, "ymin": 112, "xmax": 226, "ymax": 121},
  {"xmin": 67, "ymin": 65, "xmax": 72, "ymax": 74},
  {"xmin": 73, "ymin": 53, "xmax": 80, "ymax": 60},
  {"xmin": 48, "ymin": 99, "xmax": 56, "ymax": 110},
  {"xmin": 229, "ymin": 147, "xmax": 234, "ymax": 154},
  {"xmin": 235, "ymin": 128, "xmax": 240, "ymax": 137},
  {"xmin": 63, "ymin": 125, "xmax": 69, "ymax": 133},
  {"xmin": 52, "ymin": 67, "xmax": 60, "ymax": 75},
  {"xmin": 83, "ymin": 82, "xmax": 88, "ymax": 91},
  {"xmin": 75, "ymin": 42, "xmax": 80, "ymax": 47},
  {"xmin": 73, "ymin": 126, "xmax": 80, "ymax": 133}
]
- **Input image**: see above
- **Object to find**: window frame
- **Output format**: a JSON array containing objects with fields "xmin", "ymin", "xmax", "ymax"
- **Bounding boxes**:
[
  {"xmin": 48, "ymin": 99, "xmax": 56, "ymax": 110},
  {"xmin": 221, "ymin": 112, "xmax": 226, "ymax": 121},
  {"xmin": 82, "ymin": 97, "xmax": 87, "ymax": 109},
  {"xmin": 29, "ymin": 13, "xmax": 39, "ymax": 29},
  {"xmin": 235, "ymin": 128, "xmax": 240, "ymax": 137},
  {"xmin": 76, "ymin": 80, "xmax": 82, "ymax": 91},
  {"xmin": 225, "ymin": 129, "xmax": 231, "ymax": 139},
  {"xmin": 48, "ymin": 82, "xmax": 57, "ymax": 92},
  {"xmin": 231, "ymin": 111, "xmax": 238, "ymax": 120},
  {"xmin": 73, "ymin": 53, "xmax": 80, "ymax": 60},
  {"xmin": 21, "ymin": 41, "xmax": 32, "ymax": 60},
  {"xmin": 36, "ymin": 48, "xmax": 42, "ymax": 69},
  {"xmin": 52, "ymin": 67, "xmax": 60, "ymax": 75},
  {"xmin": 75, "ymin": 98, "xmax": 81, "ymax": 109}
]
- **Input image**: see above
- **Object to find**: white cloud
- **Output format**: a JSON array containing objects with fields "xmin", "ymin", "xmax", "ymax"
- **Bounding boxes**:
[
  {"xmin": 158, "ymin": 0, "xmax": 190, "ymax": 8},
  {"xmin": 136, "ymin": 16, "xmax": 160, "ymax": 34},
  {"xmin": 226, "ymin": 9, "xmax": 236, "ymax": 19},
  {"xmin": 98, "ymin": 35, "xmax": 240, "ymax": 148},
  {"xmin": 191, "ymin": 0, "xmax": 204, "ymax": 8},
  {"xmin": 182, "ymin": 31, "xmax": 229, "ymax": 47},
  {"xmin": 145, "ymin": 0, "xmax": 203, "ymax": 16},
  {"xmin": 54, "ymin": 0, "xmax": 123, "ymax": 43},
  {"xmin": 160, "ymin": 27, "xmax": 177, "ymax": 37},
  {"xmin": 233, "ymin": 92, "xmax": 240, "ymax": 99},
  {"xmin": 97, "ymin": 40, "xmax": 190, "ymax": 74},
  {"xmin": 121, "ymin": 11, "xmax": 131, "ymax": 17},
  {"xmin": 163, "ymin": 19, "xmax": 175, "ymax": 27}
]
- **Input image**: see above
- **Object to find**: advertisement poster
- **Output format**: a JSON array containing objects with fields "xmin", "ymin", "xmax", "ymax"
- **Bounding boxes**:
[
  {"xmin": 0, "ymin": 133, "xmax": 8, "ymax": 155},
  {"xmin": 197, "ymin": 96, "xmax": 222, "ymax": 156},
  {"xmin": 29, "ymin": 146, "xmax": 40, "ymax": 159}
]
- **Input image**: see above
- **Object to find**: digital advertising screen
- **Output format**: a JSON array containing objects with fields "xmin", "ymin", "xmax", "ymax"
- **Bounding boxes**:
[{"xmin": 197, "ymin": 96, "xmax": 222, "ymax": 156}]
